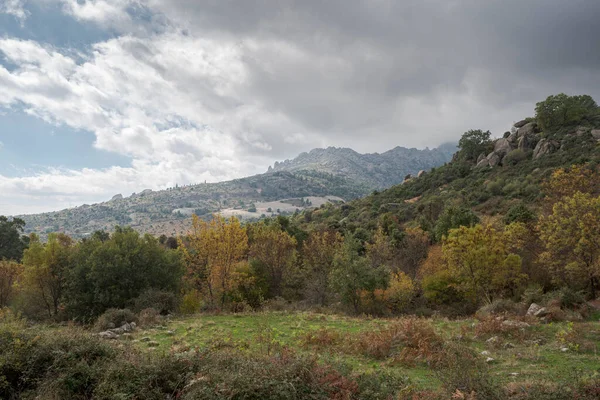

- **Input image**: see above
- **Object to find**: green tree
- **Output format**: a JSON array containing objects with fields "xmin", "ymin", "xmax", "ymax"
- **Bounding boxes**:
[
  {"xmin": 433, "ymin": 206, "xmax": 480, "ymax": 242},
  {"xmin": 457, "ymin": 129, "xmax": 493, "ymax": 162},
  {"xmin": 535, "ymin": 93, "xmax": 598, "ymax": 132},
  {"xmin": 0, "ymin": 216, "xmax": 29, "ymax": 262},
  {"xmin": 330, "ymin": 237, "xmax": 387, "ymax": 313},
  {"xmin": 66, "ymin": 227, "xmax": 182, "ymax": 320}
]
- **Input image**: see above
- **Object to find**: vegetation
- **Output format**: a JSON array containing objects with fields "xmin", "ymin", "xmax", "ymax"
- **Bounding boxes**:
[{"xmin": 1, "ymin": 93, "xmax": 600, "ymax": 398}]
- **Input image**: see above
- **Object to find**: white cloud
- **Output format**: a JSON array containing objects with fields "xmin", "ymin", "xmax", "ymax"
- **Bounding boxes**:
[{"xmin": 0, "ymin": 0, "xmax": 29, "ymax": 24}]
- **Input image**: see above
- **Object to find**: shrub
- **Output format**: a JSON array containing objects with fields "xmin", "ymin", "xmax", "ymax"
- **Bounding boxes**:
[
  {"xmin": 180, "ymin": 290, "xmax": 203, "ymax": 314},
  {"xmin": 133, "ymin": 289, "xmax": 178, "ymax": 314},
  {"xmin": 433, "ymin": 342, "xmax": 502, "ymax": 399},
  {"xmin": 354, "ymin": 318, "xmax": 444, "ymax": 365},
  {"xmin": 476, "ymin": 298, "xmax": 523, "ymax": 317},
  {"xmin": 503, "ymin": 149, "xmax": 528, "ymax": 166},
  {"xmin": 543, "ymin": 287, "xmax": 586, "ymax": 309},
  {"xmin": 138, "ymin": 308, "xmax": 161, "ymax": 327},
  {"xmin": 93, "ymin": 308, "xmax": 137, "ymax": 331}
]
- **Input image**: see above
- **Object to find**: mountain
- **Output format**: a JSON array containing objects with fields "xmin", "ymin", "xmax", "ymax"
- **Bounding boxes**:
[
  {"xmin": 17, "ymin": 144, "xmax": 455, "ymax": 238},
  {"xmin": 268, "ymin": 143, "xmax": 457, "ymax": 188}
]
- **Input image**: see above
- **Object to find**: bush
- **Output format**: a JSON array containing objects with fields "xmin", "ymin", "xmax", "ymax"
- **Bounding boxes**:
[
  {"xmin": 180, "ymin": 290, "xmax": 203, "ymax": 314},
  {"xmin": 433, "ymin": 342, "xmax": 502, "ymax": 399},
  {"xmin": 93, "ymin": 308, "xmax": 137, "ymax": 331},
  {"xmin": 544, "ymin": 287, "xmax": 586, "ymax": 309},
  {"xmin": 476, "ymin": 299, "xmax": 523, "ymax": 317},
  {"xmin": 133, "ymin": 289, "xmax": 178, "ymax": 314},
  {"xmin": 138, "ymin": 308, "xmax": 161, "ymax": 327}
]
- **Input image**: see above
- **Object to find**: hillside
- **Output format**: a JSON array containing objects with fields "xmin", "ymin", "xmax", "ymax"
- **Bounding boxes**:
[
  {"xmin": 295, "ymin": 97, "xmax": 600, "ymax": 236},
  {"xmin": 18, "ymin": 144, "xmax": 453, "ymax": 238},
  {"xmin": 268, "ymin": 143, "xmax": 456, "ymax": 188}
]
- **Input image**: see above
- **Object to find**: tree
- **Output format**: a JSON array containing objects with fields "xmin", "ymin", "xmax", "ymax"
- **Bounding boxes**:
[
  {"xmin": 457, "ymin": 129, "xmax": 493, "ymax": 162},
  {"xmin": 301, "ymin": 230, "xmax": 344, "ymax": 306},
  {"xmin": 535, "ymin": 93, "xmax": 597, "ymax": 131},
  {"xmin": 22, "ymin": 233, "xmax": 74, "ymax": 318},
  {"xmin": 249, "ymin": 224, "xmax": 297, "ymax": 298},
  {"xmin": 181, "ymin": 215, "xmax": 248, "ymax": 308},
  {"xmin": 538, "ymin": 192, "xmax": 600, "ymax": 297},
  {"xmin": 442, "ymin": 224, "xmax": 525, "ymax": 304},
  {"xmin": 395, "ymin": 227, "xmax": 430, "ymax": 279},
  {"xmin": 0, "ymin": 260, "xmax": 23, "ymax": 307},
  {"xmin": 0, "ymin": 216, "xmax": 29, "ymax": 262},
  {"xmin": 542, "ymin": 165, "xmax": 600, "ymax": 205},
  {"xmin": 66, "ymin": 227, "xmax": 182, "ymax": 319},
  {"xmin": 330, "ymin": 238, "xmax": 387, "ymax": 313},
  {"xmin": 433, "ymin": 206, "xmax": 479, "ymax": 242}
]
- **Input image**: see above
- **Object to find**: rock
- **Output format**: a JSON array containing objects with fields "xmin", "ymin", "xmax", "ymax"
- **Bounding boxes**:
[
  {"xmin": 591, "ymin": 129, "xmax": 600, "ymax": 140},
  {"xmin": 481, "ymin": 350, "xmax": 491, "ymax": 356},
  {"xmin": 503, "ymin": 342, "xmax": 515, "ymax": 349},
  {"xmin": 120, "ymin": 323, "xmax": 132, "ymax": 333},
  {"xmin": 493, "ymin": 138, "xmax": 513, "ymax": 158},
  {"xmin": 111, "ymin": 327, "xmax": 125, "ymax": 335},
  {"xmin": 502, "ymin": 320, "xmax": 530, "ymax": 329},
  {"xmin": 526, "ymin": 303, "xmax": 543, "ymax": 316},
  {"xmin": 140, "ymin": 337, "xmax": 152, "ymax": 342},
  {"xmin": 533, "ymin": 139, "xmax": 559, "ymax": 159},
  {"xmin": 560, "ymin": 347, "xmax": 569, "ymax": 352},
  {"xmin": 533, "ymin": 307, "xmax": 548, "ymax": 318},
  {"xmin": 111, "ymin": 194, "xmax": 123, "ymax": 201},
  {"xmin": 166, "ymin": 330, "xmax": 175, "ymax": 336},
  {"xmin": 514, "ymin": 119, "xmax": 529, "ymax": 128},
  {"xmin": 487, "ymin": 151, "xmax": 501, "ymax": 167},
  {"xmin": 147, "ymin": 341, "xmax": 160, "ymax": 347},
  {"xmin": 503, "ymin": 131, "xmax": 511, "ymax": 138},
  {"xmin": 98, "ymin": 331, "xmax": 118, "ymax": 340},
  {"xmin": 476, "ymin": 158, "xmax": 490, "ymax": 168},
  {"xmin": 486, "ymin": 336, "xmax": 500, "ymax": 344},
  {"xmin": 130, "ymin": 322, "xmax": 137, "ymax": 330},
  {"xmin": 417, "ymin": 170, "xmax": 426, "ymax": 178},
  {"xmin": 518, "ymin": 134, "xmax": 537, "ymax": 151},
  {"xmin": 516, "ymin": 122, "xmax": 536, "ymax": 137},
  {"xmin": 485, "ymin": 357, "xmax": 495, "ymax": 363},
  {"xmin": 477, "ymin": 153, "xmax": 487, "ymax": 163},
  {"xmin": 509, "ymin": 372, "xmax": 519, "ymax": 377}
]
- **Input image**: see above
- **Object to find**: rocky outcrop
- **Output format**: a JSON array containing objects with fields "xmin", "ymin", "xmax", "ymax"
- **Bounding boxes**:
[
  {"xmin": 98, "ymin": 322, "xmax": 137, "ymax": 339},
  {"xmin": 513, "ymin": 119, "xmax": 529, "ymax": 128},
  {"xmin": 487, "ymin": 151, "xmax": 502, "ymax": 167},
  {"xmin": 533, "ymin": 139, "xmax": 559, "ymax": 159},
  {"xmin": 111, "ymin": 194, "xmax": 123, "ymax": 201},
  {"xmin": 417, "ymin": 170, "xmax": 426, "ymax": 177},
  {"xmin": 476, "ymin": 157, "xmax": 490, "ymax": 168},
  {"xmin": 526, "ymin": 303, "xmax": 548, "ymax": 317},
  {"xmin": 493, "ymin": 138, "xmax": 513, "ymax": 158}
]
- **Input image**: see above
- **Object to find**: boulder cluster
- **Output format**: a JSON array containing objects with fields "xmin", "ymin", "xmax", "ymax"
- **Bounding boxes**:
[
  {"xmin": 475, "ymin": 119, "xmax": 599, "ymax": 169},
  {"xmin": 98, "ymin": 321, "xmax": 137, "ymax": 339}
]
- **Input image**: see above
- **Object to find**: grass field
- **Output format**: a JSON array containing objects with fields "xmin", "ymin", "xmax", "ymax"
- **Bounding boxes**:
[{"xmin": 124, "ymin": 312, "xmax": 600, "ymax": 392}]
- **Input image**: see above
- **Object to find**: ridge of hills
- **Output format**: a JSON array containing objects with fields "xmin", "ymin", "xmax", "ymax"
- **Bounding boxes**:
[{"xmin": 17, "ymin": 144, "xmax": 455, "ymax": 238}]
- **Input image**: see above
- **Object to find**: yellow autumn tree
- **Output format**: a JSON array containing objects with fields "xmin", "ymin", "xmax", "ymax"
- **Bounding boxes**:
[
  {"xmin": 181, "ymin": 215, "xmax": 248, "ymax": 308},
  {"xmin": 249, "ymin": 224, "xmax": 297, "ymax": 297},
  {"xmin": 442, "ymin": 224, "xmax": 525, "ymax": 304},
  {"xmin": 543, "ymin": 164, "xmax": 600, "ymax": 205},
  {"xmin": 538, "ymin": 192, "xmax": 600, "ymax": 297}
]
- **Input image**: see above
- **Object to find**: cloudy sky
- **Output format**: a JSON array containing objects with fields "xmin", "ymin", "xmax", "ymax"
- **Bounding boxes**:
[{"xmin": 0, "ymin": 0, "xmax": 599, "ymax": 215}]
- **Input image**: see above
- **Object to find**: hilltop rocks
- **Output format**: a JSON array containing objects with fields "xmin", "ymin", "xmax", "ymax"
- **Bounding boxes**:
[
  {"xmin": 417, "ymin": 170, "xmax": 426, "ymax": 177},
  {"xmin": 517, "ymin": 122, "xmax": 536, "ymax": 137},
  {"xmin": 111, "ymin": 194, "xmax": 123, "ymax": 201},
  {"xmin": 513, "ymin": 119, "xmax": 529, "ymax": 128},
  {"xmin": 493, "ymin": 138, "xmax": 513, "ymax": 158},
  {"xmin": 533, "ymin": 139, "xmax": 559, "ymax": 159},
  {"xmin": 487, "ymin": 152, "xmax": 502, "ymax": 167}
]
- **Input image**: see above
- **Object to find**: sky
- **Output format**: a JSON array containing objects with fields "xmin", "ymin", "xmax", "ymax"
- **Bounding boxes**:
[{"xmin": 1, "ymin": 0, "xmax": 599, "ymax": 215}]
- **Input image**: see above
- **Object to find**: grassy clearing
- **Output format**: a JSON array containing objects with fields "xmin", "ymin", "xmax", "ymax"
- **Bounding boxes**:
[{"xmin": 125, "ymin": 312, "xmax": 600, "ymax": 391}]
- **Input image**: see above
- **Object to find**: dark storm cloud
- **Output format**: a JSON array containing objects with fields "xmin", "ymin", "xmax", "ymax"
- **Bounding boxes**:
[{"xmin": 153, "ymin": 0, "xmax": 600, "ymax": 147}]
